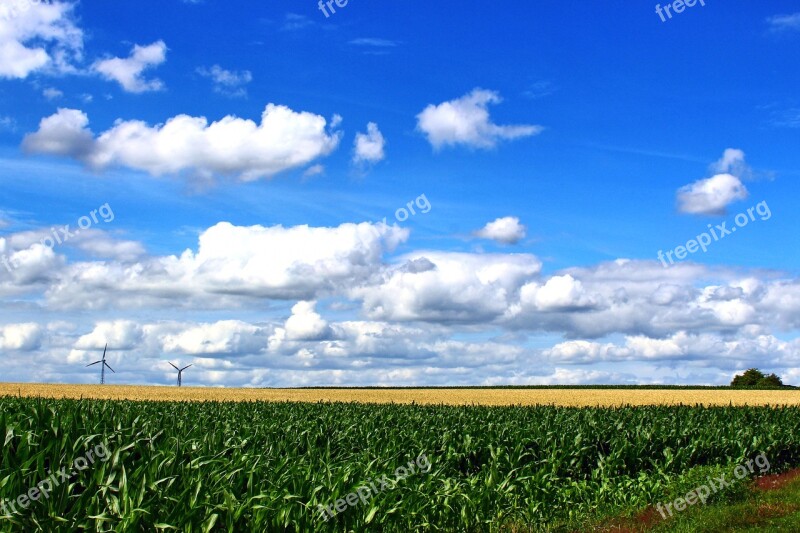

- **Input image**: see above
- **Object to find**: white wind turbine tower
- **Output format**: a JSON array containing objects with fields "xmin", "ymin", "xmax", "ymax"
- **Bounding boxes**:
[
  {"xmin": 169, "ymin": 362, "xmax": 192, "ymax": 387},
  {"xmin": 86, "ymin": 344, "xmax": 114, "ymax": 385}
]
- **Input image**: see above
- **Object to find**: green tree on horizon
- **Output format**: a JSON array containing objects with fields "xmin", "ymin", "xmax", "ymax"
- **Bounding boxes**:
[{"xmin": 731, "ymin": 368, "xmax": 784, "ymax": 388}]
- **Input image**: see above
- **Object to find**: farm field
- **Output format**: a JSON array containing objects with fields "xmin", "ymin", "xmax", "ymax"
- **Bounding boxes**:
[
  {"xmin": 2, "ymin": 383, "xmax": 800, "ymax": 406},
  {"xmin": 1, "ymin": 396, "xmax": 799, "ymax": 531}
]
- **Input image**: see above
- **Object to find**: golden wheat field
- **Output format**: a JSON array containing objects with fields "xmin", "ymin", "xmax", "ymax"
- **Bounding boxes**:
[{"xmin": 0, "ymin": 383, "xmax": 798, "ymax": 406}]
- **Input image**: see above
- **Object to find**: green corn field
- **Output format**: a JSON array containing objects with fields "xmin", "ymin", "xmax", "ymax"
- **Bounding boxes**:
[{"xmin": 1, "ymin": 398, "xmax": 799, "ymax": 531}]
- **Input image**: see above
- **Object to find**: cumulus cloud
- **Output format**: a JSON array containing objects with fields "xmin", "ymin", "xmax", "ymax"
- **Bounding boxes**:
[
  {"xmin": 74, "ymin": 320, "xmax": 142, "ymax": 350},
  {"xmin": 519, "ymin": 275, "xmax": 597, "ymax": 311},
  {"xmin": 353, "ymin": 122, "xmax": 385, "ymax": 164},
  {"xmin": 23, "ymin": 105, "xmax": 343, "ymax": 181},
  {"xmin": 159, "ymin": 320, "xmax": 266, "ymax": 355},
  {"xmin": 5, "ymin": 207, "xmax": 800, "ymax": 387},
  {"xmin": 474, "ymin": 216, "xmax": 526, "ymax": 244},
  {"xmin": 0, "ymin": 323, "xmax": 43, "ymax": 350},
  {"xmin": 5, "ymin": 254, "xmax": 800, "ymax": 386},
  {"xmin": 354, "ymin": 251, "xmax": 542, "ymax": 323},
  {"xmin": 43, "ymin": 221, "xmax": 409, "ymax": 309},
  {"xmin": 22, "ymin": 108, "xmax": 94, "ymax": 157},
  {"xmin": 677, "ymin": 149, "xmax": 751, "ymax": 215},
  {"xmin": 416, "ymin": 89, "xmax": 542, "ymax": 149},
  {"xmin": 284, "ymin": 301, "xmax": 331, "ymax": 341},
  {"xmin": 92, "ymin": 41, "xmax": 167, "ymax": 93},
  {"xmin": 677, "ymin": 174, "xmax": 748, "ymax": 215},
  {"xmin": 197, "ymin": 64, "xmax": 252, "ymax": 98},
  {"xmin": 0, "ymin": 0, "xmax": 83, "ymax": 79}
]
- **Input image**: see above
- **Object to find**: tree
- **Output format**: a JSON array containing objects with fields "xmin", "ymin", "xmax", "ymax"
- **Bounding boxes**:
[
  {"xmin": 731, "ymin": 368, "xmax": 765, "ymax": 387},
  {"xmin": 758, "ymin": 373, "xmax": 783, "ymax": 388},
  {"xmin": 730, "ymin": 368, "xmax": 784, "ymax": 388}
]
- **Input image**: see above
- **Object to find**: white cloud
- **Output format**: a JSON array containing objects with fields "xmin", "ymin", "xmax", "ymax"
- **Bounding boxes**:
[
  {"xmin": 354, "ymin": 251, "xmax": 542, "ymax": 323},
  {"xmin": 677, "ymin": 173, "xmax": 749, "ymax": 215},
  {"xmin": 42, "ymin": 221, "xmax": 409, "ymax": 309},
  {"xmin": 71, "ymin": 230, "xmax": 146, "ymax": 262},
  {"xmin": 353, "ymin": 122, "xmax": 385, "ymax": 164},
  {"xmin": 284, "ymin": 301, "xmax": 331, "ymax": 341},
  {"xmin": 159, "ymin": 320, "xmax": 265, "ymax": 355},
  {"xmin": 767, "ymin": 12, "xmax": 800, "ymax": 32},
  {"xmin": 23, "ymin": 104, "xmax": 343, "ymax": 181},
  {"xmin": 92, "ymin": 41, "xmax": 167, "ymax": 93},
  {"xmin": 74, "ymin": 320, "xmax": 142, "ymax": 350},
  {"xmin": 519, "ymin": 275, "xmax": 597, "ymax": 311},
  {"xmin": 0, "ymin": 0, "xmax": 83, "ymax": 79},
  {"xmin": 474, "ymin": 216, "xmax": 526, "ymax": 244},
  {"xmin": 678, "ymin": 149, "xmax": 751, "ymax": 215},
  {"xmin": 711, "ymin": 148, "xmax": 748, "ymax": 176},
  {"xmin": 197, "ymin": 64, "xmax": 252, "ymax": 98},
  {"xmin": 0, "ymin": 323, "xmax": 43, "ymax": 350},
  {"xmin": 416, "ymin": 89, "xmax": 542, "ymax": 149},
  {"xmin": 22, "ymin": 108, "xmax": 94, "ymax": 157},
  {"xmin": 5, "ymin": 207, "xmax": 800, "ymax": 387}
]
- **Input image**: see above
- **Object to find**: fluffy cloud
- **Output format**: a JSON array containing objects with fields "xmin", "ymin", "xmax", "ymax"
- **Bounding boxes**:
[
  {"xmin": 416, "ymin": 89, "xmax": 542, "ymax": 149},
  {"xmin": 519, "ymin": 275, "xmax": 597, "ymax": 311},
  {"xmin": 4, "ymin": 213, "xmax": 800, "ymax": 386},
  {"xmin": 353, "ymin": 122, "xmax": 385, "ymax": 164},
  {"xmin": 711, "ymin": 148, "xmax": 749, "ymax": 177},
  {"xmin": 0, "ymin": 0, "xmax": 82, "ymax": 78},
  {"xmin": 544, "ymin": 331, "xmax": 800, "ymax": 372},
  {"xmin": 474, "ymin": 216, "xmax": 527, "ymax": 244},
  {"xmin": 92, "ymin": 41, "xmax": 167, "ymax": 93},
  {"xmin": 159, "ymin": 320, "xmax": 266, "ymax": 355},
  {"xmin": 354, "ymin": 251, "xmax": 542, "ymax": 323},
  {"xmin": 74, "ymin": 320, "xmax": 142, "ymax": 350},
  {"xmin": 71, "ymin": 230, "xmax": 146, "ymax": 262},
  {"xmin": 677, "ymin": 173, "xmax": 749, "ymax": 215},
  {"xmin": 677, "ymin": 149, "xmax": 751, "ymax": 215},
  {"xmin": 284, "ymin": 301, "xmax": 331, "ymax": 341},
  {"xmin": 43, "ymin": 221, "xmax": 409, "ymax": 309},
  {"xmin": 23, "ymin": 104, "xmax": 343, "ymax": 180},
  {"xmin": 0, "ymin": 323, "xmax": 43, "ymax": 350}
]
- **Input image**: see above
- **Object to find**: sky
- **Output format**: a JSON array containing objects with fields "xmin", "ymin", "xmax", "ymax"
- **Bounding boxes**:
[{"xmin": 0, "ymin": 0, "xmax": 799, "ymax": 387}]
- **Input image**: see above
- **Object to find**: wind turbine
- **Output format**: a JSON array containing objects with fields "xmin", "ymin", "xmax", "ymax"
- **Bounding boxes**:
[
  {"xmin": 169, "ymin": 362, "xmax": 192, "ymax": 387},
  {"xmin": 86, "ymin": 344, "xmax": 114, "ymax": 384}
]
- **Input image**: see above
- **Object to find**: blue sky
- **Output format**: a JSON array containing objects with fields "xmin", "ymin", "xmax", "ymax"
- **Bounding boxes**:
[{"xmin": 0, "ymin": 0, "xmax": 799, "ymax": 387}]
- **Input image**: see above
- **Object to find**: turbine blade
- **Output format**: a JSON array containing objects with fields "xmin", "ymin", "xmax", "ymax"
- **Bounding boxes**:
[
  {"xmin": 104, "ymin": 363, "xmax": 115, "ymax": 373},
  {"xmin": 102, "ymin": 344, "xmax": 107, "ymax": 359},
  {"xmin": 169, "ymin": 362, "xmax": 179, "ymax": 371},
  {"xmin": 181, "ymin": 365, "xmax": 192, "ymax": 371},
  {"xmin": 86, "ymin": 361, "xmax": 101, "ymax": 367}
]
